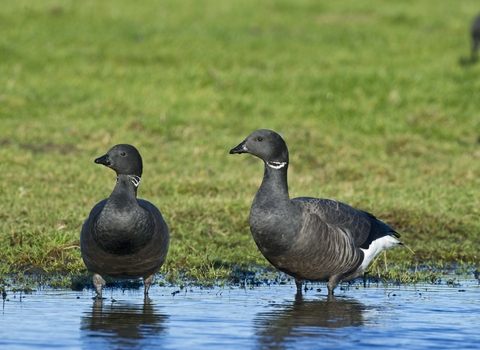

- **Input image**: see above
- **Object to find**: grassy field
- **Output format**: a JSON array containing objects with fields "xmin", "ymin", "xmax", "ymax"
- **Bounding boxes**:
[{"xmin": 1, "ymin": 0, "xmax": 480, "ymax": 287}]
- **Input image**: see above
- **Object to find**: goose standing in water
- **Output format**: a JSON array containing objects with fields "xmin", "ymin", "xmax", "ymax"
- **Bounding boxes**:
[
  {"xmin": 230, "ymin": 129, "xmax": 403, "ymax": 296},
  {"xmin": 81, "ymin": 144, "xmax": 170, "ymax": 299}
]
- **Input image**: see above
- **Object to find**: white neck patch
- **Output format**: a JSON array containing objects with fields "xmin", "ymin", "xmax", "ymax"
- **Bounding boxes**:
[
  {"xmin": 266, "ymin": 161, "xmax": 287, "ymax": 169},
  {"xmin": 126, "ymin": 175, "xmax": 141, "ymax": 187}
]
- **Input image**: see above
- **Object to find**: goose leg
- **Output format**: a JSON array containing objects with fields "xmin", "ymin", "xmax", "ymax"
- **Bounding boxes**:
[
  {"xmin": 93, "ymin": 273, "xmax": 106, "ymax": 299},
  {"xmin": 143, "ymin": 274, "xmax": 155, "ymax": 297},
  {"xmin": 384, "ymin": 251, "xmax": 388, "ymax": 273},
  {"xmin": 327, "ymin": 275, "xmax": 342, "ymax": 297},
  {"xmin": 295, "ymin": 278, "xmax": 303, "ymax": 293}
]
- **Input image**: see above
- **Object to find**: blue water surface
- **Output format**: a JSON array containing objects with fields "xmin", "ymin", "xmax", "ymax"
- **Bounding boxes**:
[{"xmin": 1, "ymin": 276, "xmax": 479, "ymax": 349}]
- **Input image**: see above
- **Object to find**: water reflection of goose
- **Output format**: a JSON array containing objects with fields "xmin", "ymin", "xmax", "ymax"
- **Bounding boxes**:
[
  {"xmin": 254, "ymin": 293, "xmax": 366, "ymax": 347},
  {"xmin": 81, "ymin": 299, "xmax": 168, "ymax": 347}
]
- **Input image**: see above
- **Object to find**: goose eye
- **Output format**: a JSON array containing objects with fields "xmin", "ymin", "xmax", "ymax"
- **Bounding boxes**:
[
  {"xmin": 257, "ymin": 137, "xmax": 263, "ymax": 141},
  {"xmin": 120, "ymin": 152, "xmax": 126, "ymax": 156}
]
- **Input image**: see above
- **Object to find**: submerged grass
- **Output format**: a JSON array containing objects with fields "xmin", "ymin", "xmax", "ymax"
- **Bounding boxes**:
[{"xmin": 1, "ymin": 0, "xmax": 480, "ymax": 289}]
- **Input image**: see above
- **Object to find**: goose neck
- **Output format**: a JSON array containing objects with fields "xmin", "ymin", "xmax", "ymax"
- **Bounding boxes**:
[
  {"xmin": 257, "ymin": 162, "xmax": 290, "ymax": 202},
  {"xmin": 107, "ymin": 175, "xmax": 139, "ymax": 207}
]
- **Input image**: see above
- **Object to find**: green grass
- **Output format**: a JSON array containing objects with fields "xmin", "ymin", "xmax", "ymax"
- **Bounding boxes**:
[{"xmin": 1, "ymin": 0, "xmax": 480, "ymax": 288}]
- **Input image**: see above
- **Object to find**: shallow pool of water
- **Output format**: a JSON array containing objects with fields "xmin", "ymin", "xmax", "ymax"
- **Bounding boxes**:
[{"xmin": 1, "ymin": 276, "xmax": 480, "ymax": 349}]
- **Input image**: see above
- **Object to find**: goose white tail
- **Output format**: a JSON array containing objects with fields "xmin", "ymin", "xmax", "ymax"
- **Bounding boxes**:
[{"xmin": 359, "ymin": 235, "xmax": 402, "ymax": 271}]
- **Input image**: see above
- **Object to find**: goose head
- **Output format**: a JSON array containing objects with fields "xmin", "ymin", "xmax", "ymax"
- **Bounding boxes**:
[
  {"xmin": 95, "ymin": 144, "xmax": 143, "ymax": 177},
  {"xmin": 229, "ymin": 129, "xmax": 289, "ymax": 167}
]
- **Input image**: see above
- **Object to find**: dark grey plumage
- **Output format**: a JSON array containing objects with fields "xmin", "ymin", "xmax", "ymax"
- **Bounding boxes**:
[
  {"xmin": 81, "ymin": 144, "xmax": 170, "ymax": 299},
  {"xmin": 230, "ymin": 129, "xmax": 403, "ymax": 296},
  {"xmin": 473, "ymin": 14, "xmax": 480, "ymax": 60}
]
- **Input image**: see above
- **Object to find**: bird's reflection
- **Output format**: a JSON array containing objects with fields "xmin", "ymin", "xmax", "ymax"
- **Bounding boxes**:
[
  {"xmin": 81, "ymin": 298, "xmax": 168, "ymax": 347},
  {"xmin": 254, "ymin": 292, "xmax": 367, "ymax": 347}
]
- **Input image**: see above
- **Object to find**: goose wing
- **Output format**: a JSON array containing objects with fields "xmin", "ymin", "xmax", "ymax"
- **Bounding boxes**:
[
  {"xmin": 290, "ymin": 203, "xmax": 364, "ymax": 278},
  {"xmin": 357, "ymin": 210, "xmax": 400, "ymax": 249},
  {"xmin": 292, "ymin": 197, "xmax": 396, "ymax": 248},
  {"xmin": 80, "ymin": 199, "xmax": 107, "ymax": 241}
]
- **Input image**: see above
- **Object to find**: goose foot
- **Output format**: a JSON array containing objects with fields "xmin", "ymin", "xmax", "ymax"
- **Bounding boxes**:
[
  {"xmin": 295, "ymin": 278, "xmax": 303, "ymax": 294},
  {"xmin": 143, "ymin": 274, "xmax": 155, "ymax": 298},
  {"xmin": 93, "ymin": 273, "xmax": 106, "ymax": 299}
]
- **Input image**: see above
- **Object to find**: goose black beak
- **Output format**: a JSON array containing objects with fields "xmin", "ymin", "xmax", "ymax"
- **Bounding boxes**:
[
  {"xmin": 94, "ymin": 154, "xmax": 111, "ymax": 166},
  {"xmin": 229, "ymin": 141, "xmax": 248, "ymax": 154}
]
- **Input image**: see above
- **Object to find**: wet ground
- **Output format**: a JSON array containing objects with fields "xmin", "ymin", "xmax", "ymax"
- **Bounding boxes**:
[{"xmin": 1, "ymin": 275, "xmax": 480, "ymax": 349}]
